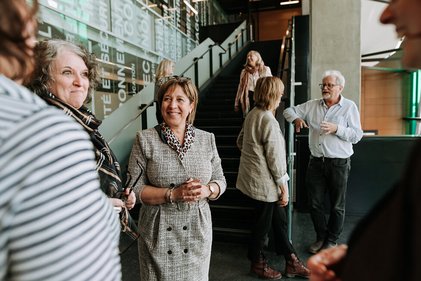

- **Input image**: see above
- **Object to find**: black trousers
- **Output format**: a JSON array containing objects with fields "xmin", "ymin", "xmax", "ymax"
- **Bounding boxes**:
[
  {"xmin": 248, "ymin": 90, "xmax": 255, "ymax": 110},
  {"xmin": 248, "ymin": 198, "xmax": 295, "ymax": 262},
  {"xmin": 306, "ymin": 156, "xmax": 351, "ymax": 243}
]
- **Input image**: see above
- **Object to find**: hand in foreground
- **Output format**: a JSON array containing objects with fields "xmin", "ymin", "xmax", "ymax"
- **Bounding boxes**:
[
  {"xmin": 277, "ymin": 192, "xmax": 289, "ymax": 207},
  {"xmin": 307, "ymin": 244, "xmax": 348, "ymax": 281},
  {"xmin": 124, "ymin": 188, "xmax": 136, "ymax": 210},
  {"xmin": 110, "ymin": 198, "xmax": 124, "ymax": 209},
  {"xmin": 175, "ymin": 178, "xmax": 203, "ymax": 202},
  {"xmin": 320, "ymin": 121, "xmax": 338, "ymax": 135},
  {"xmin": 277, "ymin": 183, "xmax": 289, "ymax": 207},
  {"xmin": 294, "ymin": 118, "xmax": 308, "ymax": 133}
]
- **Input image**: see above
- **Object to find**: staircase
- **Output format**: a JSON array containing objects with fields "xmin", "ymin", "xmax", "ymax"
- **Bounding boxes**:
[
  {"xmin": 194, "ymin": 40, "xmax": 283, "ymax": 244},
  {"xmin": 195, "ymin": 74, "xmax": 255, "ymax": 244}
]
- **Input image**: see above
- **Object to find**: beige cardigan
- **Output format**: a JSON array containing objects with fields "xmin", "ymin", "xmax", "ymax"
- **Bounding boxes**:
[{"xmin": 236, "ymin": 108, "xmax": 289, "ymax": 202}]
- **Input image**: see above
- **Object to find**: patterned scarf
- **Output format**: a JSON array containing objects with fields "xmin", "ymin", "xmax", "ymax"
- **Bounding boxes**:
[
  {"xmin": 42, "ymin": 93, "xmax": 123, "ymax": 197},
  {"xmin": 236, "ymin": 64, "xmax": 266, "ymax": 115},
  {"xmin": 161, "ymin": 122, "xmax": 195, "ymax": 160},
  {"xmin": 41, "ymin": 93, "xmax": 139, "ymax": 243}
]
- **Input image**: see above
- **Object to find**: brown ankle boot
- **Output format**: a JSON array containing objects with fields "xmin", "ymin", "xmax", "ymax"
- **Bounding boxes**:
[
  {"xmin": 250, "ymin": 257, "xmax": 282, "ymax": 280},
  {"xmin": 285, "ymin": 253, "xmax": 310, "ymax": 278}
]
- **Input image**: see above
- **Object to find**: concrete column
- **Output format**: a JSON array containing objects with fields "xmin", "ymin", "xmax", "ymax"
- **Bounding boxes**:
[{"xmin": 309, "ymin": 0, "xmax": 361, "ymax": 107}]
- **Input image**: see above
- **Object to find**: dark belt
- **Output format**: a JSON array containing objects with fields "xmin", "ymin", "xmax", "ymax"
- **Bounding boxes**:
[{"xmin": 310, "ymin": 155, "xmax": 347, "ymax": 162}]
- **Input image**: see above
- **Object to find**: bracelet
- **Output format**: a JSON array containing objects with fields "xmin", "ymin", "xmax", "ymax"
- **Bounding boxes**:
[
  {"xmin": 165, "ymin": 187, "xmax": 175, "ymax": 204},
  {"xmin": 165, "ymin": 188, "xmax": 171, "ymax": 203},
  {"xmin": 168, "ymin": 187, "xmax": 174, "ymax": 204}
]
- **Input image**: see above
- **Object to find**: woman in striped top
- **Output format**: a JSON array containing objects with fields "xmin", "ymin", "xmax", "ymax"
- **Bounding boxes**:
[
  {"xmin": 26, "ymin": 39, "xmax": 139, "ymax": 243},
  {"xmin": 0, "ymin": 1, "xmax": 121, "ymax": 280}
]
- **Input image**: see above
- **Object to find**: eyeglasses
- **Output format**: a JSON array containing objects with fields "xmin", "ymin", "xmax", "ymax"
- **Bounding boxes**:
[{"xmin": 319, "ymin": 83, "xmax": 339, "ymax": 90}]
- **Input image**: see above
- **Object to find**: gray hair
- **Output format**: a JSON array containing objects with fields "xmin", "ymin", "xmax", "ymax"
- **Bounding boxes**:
[
  {"xmin": 26, "ymin": 39, "xmax": 99, "ymax": 104},
  {"xmin": 322, "ymin": 70, "xmax": 345, "ymax": 87}
]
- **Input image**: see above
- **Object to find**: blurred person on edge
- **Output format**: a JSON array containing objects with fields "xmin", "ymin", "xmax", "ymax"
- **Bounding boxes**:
[
  {"xmin": 0, "ymin": 1, "xmax": 121, "ymax": 280},
  {"xmin": 308, "ymin": 1, "xmax": 421, "ymax": 280}
]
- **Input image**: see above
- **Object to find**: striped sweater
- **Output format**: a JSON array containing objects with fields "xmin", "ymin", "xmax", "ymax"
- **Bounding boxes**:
[{"xmin": 0, "ymin": 75, "xmax": 121, "ymax": 281}]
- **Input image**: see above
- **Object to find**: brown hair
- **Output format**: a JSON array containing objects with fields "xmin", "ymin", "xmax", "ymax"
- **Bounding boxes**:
[
  {"xmin": 26, "ymin": 39, "xmax": 99, "ymax": 104},
  {"xmin": 254, "ymin": 76, "xmax": 284, "ymax": 110},
  {"xmin": 0, "ymin": 0, "xmax": 38, "ymax": 81},
  {"xmin": 157, "ymin": 76, "xmax": 198, "ymax": 124}
]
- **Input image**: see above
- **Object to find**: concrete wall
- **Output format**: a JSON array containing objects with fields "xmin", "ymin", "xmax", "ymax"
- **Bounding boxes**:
[{"xmin": 310, "ymin": 0, "xmax": 361, "ymax": 107}]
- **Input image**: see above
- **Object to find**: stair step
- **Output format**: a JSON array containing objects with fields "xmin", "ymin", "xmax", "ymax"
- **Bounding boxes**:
[
  {"xmin": 194, "ymin": 52, "xmax": 261, "ymax": 243},
  {"xmin": 196, "ymin": 118, "xmax": 243, "ymax": 127},
  {"xmin": 223, "ymin": 171, "xmax": 238, "ymax": 186},
  {"xmin": 199, "ymin": 103, "xmax": 236, "ymax": 111},
  {"xmin": 196, "ymin": 111, "xmax": 242, "ymax": 119},
  {"xmin": 210, "ymin": 187, "xmax": 254, "ymax": 206},
  {"xmin": 215, "ymin": 135, "xmax": 238, "ymax": 146},
  {"xmin": 221, "ymin": 157, "xmax": 240, "ymax": 170},
  {"xmin": 218, "ymin": 148, "xmax": 240, "ymax": 160},
  {"xmin": 197, "ymin": 126, "xmax": 241, "ymax": 136}
]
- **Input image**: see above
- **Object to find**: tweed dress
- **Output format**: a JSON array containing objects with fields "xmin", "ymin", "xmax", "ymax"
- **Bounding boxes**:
[{"xmin": 126, "ymin": 126, "xmax": 226, "ymax": 281}]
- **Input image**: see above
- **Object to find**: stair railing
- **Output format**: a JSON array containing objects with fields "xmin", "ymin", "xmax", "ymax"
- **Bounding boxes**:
[
  {"xmin": 99, "ymin": 20, "xmax": 250, "ymax": 168},
  {"xmin": 280, "ymin": 18, "xmax": 297, "ymax": 242}
]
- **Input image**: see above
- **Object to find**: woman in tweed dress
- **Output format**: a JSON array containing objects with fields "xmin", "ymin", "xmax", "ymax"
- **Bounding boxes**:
[{"xmin": 126, "ymin": 76, "xmax": 226, "ymax": 281}]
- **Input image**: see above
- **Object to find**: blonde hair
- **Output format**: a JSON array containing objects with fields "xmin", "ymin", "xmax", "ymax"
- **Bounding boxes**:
[
  {"xmin": 155, "ymin": 59, "xmax": 174, "ymax": 81},
  {"xmin": 244, "ymin": 50, "xmax": 267, "ymax": 74},
  {"xmin": 253, "ymin": 76, "xmax": 284, "ymax": 110}
]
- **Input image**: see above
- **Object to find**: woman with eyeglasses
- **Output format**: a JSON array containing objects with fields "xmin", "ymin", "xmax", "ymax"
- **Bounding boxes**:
[
  {"xmin": 126, "ymin": 76, "xmax": 226, "ymax": 281},
  {"xmin": 25, "ymin": 39, "xmax": 139, "ymax": 244}
]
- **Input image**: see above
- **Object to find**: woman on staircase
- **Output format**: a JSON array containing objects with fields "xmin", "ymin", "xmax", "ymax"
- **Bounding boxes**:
[
  {"xmin": 236, "ymin": 76, "xmax": 310, "ymax": 280},
  {"xmin": 234, "ymin": 50, "xmax": 272, "ymax": 116}
]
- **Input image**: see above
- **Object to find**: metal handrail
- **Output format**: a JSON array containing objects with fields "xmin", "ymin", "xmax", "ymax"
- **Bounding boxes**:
[
  {"xmin": 107, "ymin": 26, "xmax": 248, "ymax": 145},
  {"xmin": 108, "ymin": 101, "xmax": 153, "ymax": 144},
  {"xmin": 180, "ymin": 30, "xmax": 244, "ymax": 77}
]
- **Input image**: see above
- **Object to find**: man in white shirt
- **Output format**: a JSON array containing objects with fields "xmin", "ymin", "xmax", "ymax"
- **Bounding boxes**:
[{"xmin": 283, "ymin": 70, "xmax": 363, "ymax": 254}]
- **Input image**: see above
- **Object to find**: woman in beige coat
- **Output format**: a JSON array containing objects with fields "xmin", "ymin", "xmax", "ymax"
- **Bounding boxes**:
[{"xmin": 236, "ymin": 76, "xmax": 309, "ymax": 279}]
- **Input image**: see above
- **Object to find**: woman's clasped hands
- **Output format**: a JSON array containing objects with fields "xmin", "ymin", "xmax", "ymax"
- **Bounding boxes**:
[{"xmin": 173, "ymin": 178, "xmax": 211, "ymax": 203}]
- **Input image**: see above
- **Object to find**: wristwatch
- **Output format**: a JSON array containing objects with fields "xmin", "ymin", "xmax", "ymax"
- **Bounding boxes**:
[{"xmin": 207, "ymin": 184, "xmax": 216, "ymax": 197}]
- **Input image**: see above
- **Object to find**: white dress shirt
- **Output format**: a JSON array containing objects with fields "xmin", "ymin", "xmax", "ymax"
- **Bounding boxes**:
[{"xmin": 283, "ymin": 95, "xmax": 363, "ymax": 158}]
